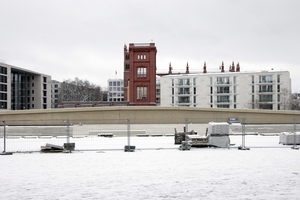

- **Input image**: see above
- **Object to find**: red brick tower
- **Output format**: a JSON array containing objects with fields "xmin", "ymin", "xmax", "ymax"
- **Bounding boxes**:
[
  {"xmin": 124, "ymin": 43, "xmax": 157, "ymax": 106},
  {"xmin": 123, "ymin": 44, "xmax": 130, "ymax": 102}
]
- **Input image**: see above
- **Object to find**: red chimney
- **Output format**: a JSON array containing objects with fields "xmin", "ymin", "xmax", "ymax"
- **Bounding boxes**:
[
  {"xmin": 186, "ymin": 62, "xmax": 189, "ymax": 74},
  {"xmin": 236, "ymin": 63, "xmax": 240, "ymax": 72},
  {"xmin": 168, "ymin": 63, "xmax": 173, "ymax": 74},
  {"xmin": 203, "ymin": 62, "xmax": 207, "ymax": 73},
  {"xmin": 221, "ymin": 61, "xmax": 224, "ymax": 72},
  {"xmin": 232, "ymin": 61, "xmax": 235, "ymax": 72}
]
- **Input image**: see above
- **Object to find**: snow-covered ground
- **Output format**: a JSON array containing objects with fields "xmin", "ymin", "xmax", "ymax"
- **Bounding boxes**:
[{"xmin": 1, "ymin": 136, "xmax": 300, "ymax": 200}]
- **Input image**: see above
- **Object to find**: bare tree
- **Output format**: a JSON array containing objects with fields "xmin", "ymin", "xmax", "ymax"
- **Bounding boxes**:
[
  {"xmin": 58, "ymin": 77, "xmax": 102, "ymax": 103},
  {"xmin": 280, "ymin": 88, "xmax": 292, "ymax": 110},
  {"xmin": 290, "ymin": 93, "xmax": 300, "ymax": 110}
]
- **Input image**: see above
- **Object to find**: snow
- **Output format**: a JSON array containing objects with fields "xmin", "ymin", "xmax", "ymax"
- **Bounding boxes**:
[{"xmin": 1, "ymin": 136, "xmax": 300, "ymax": 200}]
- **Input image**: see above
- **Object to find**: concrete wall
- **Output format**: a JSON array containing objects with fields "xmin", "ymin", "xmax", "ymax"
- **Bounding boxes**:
[{"xmin": 0, "ymin": 106, "xmax": 299, "ymax": 126}]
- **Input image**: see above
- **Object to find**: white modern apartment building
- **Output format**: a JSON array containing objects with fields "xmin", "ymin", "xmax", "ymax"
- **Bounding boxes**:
[
  {"xmin": 0, "ymin": 62, "xmax": 52, "ymax": 110},
  {"xmin": 160, "ymin": 70, "xmax": 291, "ymax": 110},
  {"xmin": 107, "ymin": 79, "xmax": 124, "ymax": 102}
]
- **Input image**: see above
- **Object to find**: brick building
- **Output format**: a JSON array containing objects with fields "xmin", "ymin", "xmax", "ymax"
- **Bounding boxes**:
[{"xmin": 123, "ymin": 43, "xmax": 157, "ymax": 106}]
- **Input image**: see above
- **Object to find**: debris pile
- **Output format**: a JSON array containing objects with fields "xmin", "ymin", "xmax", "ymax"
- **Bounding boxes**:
[
  {"xmin": 41, "ymin": 143, "xmax": 64, "ymax": 152},
  {"xmin": 41, "ymin": 143, "xmax": 75, "ymax": 153}
]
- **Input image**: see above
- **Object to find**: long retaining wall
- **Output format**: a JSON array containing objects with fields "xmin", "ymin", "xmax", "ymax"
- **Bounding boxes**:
[{"xmin": 0, "ymin": 107, "xmax": 299, "ymax": 126}]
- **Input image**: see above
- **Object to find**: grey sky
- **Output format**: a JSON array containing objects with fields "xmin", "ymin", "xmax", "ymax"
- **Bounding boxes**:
[{"xmin": 1, "ymin": 0, "xmax": 299, "ymax": 92}]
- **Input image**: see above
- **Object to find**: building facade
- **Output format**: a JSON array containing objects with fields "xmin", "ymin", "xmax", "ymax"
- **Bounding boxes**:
[
  {"xmin": 51, "ymin": 80, "xmax": 61, "ymax": 108},
  {"xmin": 123, "ymin": 43, "xmax": 157, "ymax": 106},
  {"xmin": 0, "ymin": 62, "xmax": 51, "ymax": 110},
  {"xmin": 160, "ymin": 66, "xmax": 291, "ymax": 110},
  {"xmin": 107, "ymin": 79, "xmax": 124, "ymax": 102}
]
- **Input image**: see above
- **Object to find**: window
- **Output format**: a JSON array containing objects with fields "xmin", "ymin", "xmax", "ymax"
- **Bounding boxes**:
[
  {"xmin": 217, "ymin": 95, "xmax": 230, "ymax": 103},
  {"xmin": 217, "ymin": 86, "xmax": 229, "ymax": 94},
  {"xmin": 252, "ymin": 76, "xmax": 254, "ymax": 84},
  {"xmin": 0, "ymin": 93, "xmax": 7, "ymax": 100},
  {"xmin": 252, "ymin": 86, "xmax": 254, "ymax": 93},
  {"xmin": 233, "ymin": 76, "xmax": 236, "ymax": 84},
  {"xmin": 178, "ymin": 88, "xmax": 190, "ymax": 95},
  {"xmin": 217, "ymin": 77, "xmax": 229, "ymax": 84},
  {"xmin": 178, "ymin": 96, "xmax": 190, "ymax": 103},
  {"xmin": 234, "ymin": 95, "xmax": 236, "ymax": 103},
  {"xmin": 277, "ymin": 94, "xmax": 280, "ymax": 102},
  {"xmin": 259, "ymin": 104, "xmax": 273, "ymax": 110},
  {"xmin": 259, "ymin": 85, "xmax": 273, "ymax": 93},
  {"xmin": 277, "ymin": 85, "xmax": 280, "ymax": 92},
  {"xmin": 259, "ymin": 95, "xmax": 273, "ymax": 102},
  {"xmin": 125, "ymin": 64, "xmax": 130, "ymax": 70},
  {"xmin": 217, "ymin": 104, "xmax": 230, "ymax": 108},
  {"xmin": 137, "ymin": 87, "xmax": 147, "ymax": 99},
  {"xmin": 277, "ymin": 75, "xmax": 280, "ymax": 83},
  {"xmin": 0, "ymin": 84, "xmax": 7, "ymax": 92},
  {"xmin": 0, "ymin": 66, "xmax": 7, "ymax": 74},
  {"xmin": 193, "ymin": 78, "xmax": 196, "ymax": 85},
  {"xmin": 210, "ymin": 87, "xmax": 213, "ymax": 94},
  {"xmin": 137, "ymin": 68, "xmax": 147, "ymax": 77},
  {"xmin": 259, "ymin": 75, "xmax": 273, "ymax": 83},
  {"xmin": 194, "ymin": 87, "xmax": 196, "ymax": 94},
  {"xmin": 0, "ymin": 75, "xmax": 7, "ymax": 83},
  {"xmin": 234, "ymin": 86, "xmax": 236, "ymax": 93},
  {"xmin": 210, "ymin": 77, "xmax": 212, "ymax": 85},
  {"xmin": 194, "ymin": 96, "xmax": 196, "ymax": 104},
  {"xmin": 178, "ymin": 79, "xmax": 190, "ymax": 86}
]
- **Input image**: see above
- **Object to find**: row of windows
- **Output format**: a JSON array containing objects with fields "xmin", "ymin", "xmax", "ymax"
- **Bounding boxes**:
[
  {"xmin": 109, "ymin": 81, "xmax": 123, "ymax": 86},
  {"xmin": 108, "ymin": 98, "xmax": 124, "ymax": 102},
  {"xmin": 109, "ymin": 87, "xmax": 124, "ymax": 91},
  {"xmin": 137, "ymin": 55, "xmax": 147, "ymax": 60}
]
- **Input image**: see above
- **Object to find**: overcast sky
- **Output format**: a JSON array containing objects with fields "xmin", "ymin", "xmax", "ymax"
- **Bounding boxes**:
[{"xmin": 1, "ymin": 0, "xmax": 299, "ymax": 92}]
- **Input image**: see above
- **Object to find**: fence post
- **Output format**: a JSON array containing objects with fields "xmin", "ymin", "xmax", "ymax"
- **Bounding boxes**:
[
  {"xmin": 185, "ymin": 118, "xmax": 188, "ymax": 142},
  {"xmin": 1, "ymin": 120, "xmax": 12, "ymax": 155},
  {"xmin": 291, "ymin": 119, "xmax": 299, "ymax": 150},
  {"xmin": 238, "ymin": 118, "xmax": 250, "ymax": 150},
  {"xmin": 127, "ymin": 119, "xmax": 130, "ymax": 151},
  {"xmin": 66, "ymin": 119, "xmax": 70, "ymax": 145}
]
